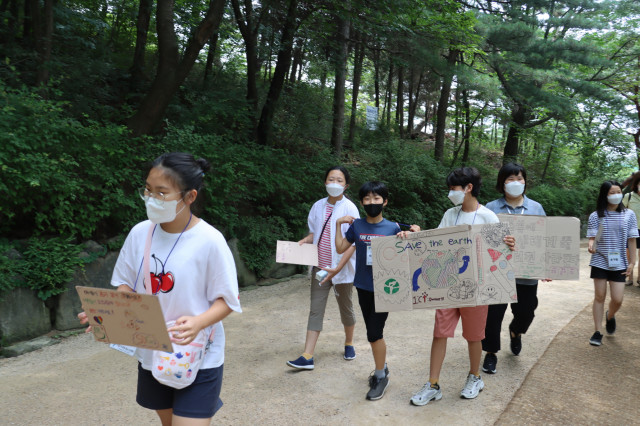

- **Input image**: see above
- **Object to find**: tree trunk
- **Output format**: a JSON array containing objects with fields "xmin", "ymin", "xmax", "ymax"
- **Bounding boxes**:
[
  {"xmin": 127, "ymin": 0, "xmax": 226, "ymax": 136},
  {"xmin": 385, "ymin": 61, "xmax": 393, "ymax": 126},
  {"xmin": 203, "ymin": 31, "xmax": 220, "ymax": 82},
  {"xmin": 373, "ymin": 47, "xmax": 380, "ymax": 109},
  {"xmin": 434, "ymin": 49, "xmax": 458, "ymax": 162},
  {"xmin": 503, "ymin": 103, "xmax": 528, "ymax": 163},
  {"xmin": 347, "ymin": 35, "xmax": 365, "ymax": 147},
  {"xmin": 256, "ymin": 0, "xmax": 298, "ymax": 146},
  {"xmin": 462, "ymin": 89, "xmax": 471, "ymax": 164},
  {"xmin": 396, "ymin": 65, "xmax": 403, "ymax": 136},
  {"xmin": 36, "ymin": 0, "xmax": 53, "ymax": 89},
  {"xmin": 23, "ymin": 0, "xmax": 34, "ymax": 45},
  {"xmin": 408, "ymin": 70, "xmax": 423, "ymax": 137},
  {"xmin": 289, "ymin": 38, "xmax": 303, "ymax": 84},
  {"xmin": 330, "ymin": 12, "xmax": 349, "ymax": 155},
  {"xmin": 231, "ymin": 0, "xmax": 260, "ymax": 129},
  {"xmin": 130, "ymin": 0, "xmax": 153, "ymax": 88}
]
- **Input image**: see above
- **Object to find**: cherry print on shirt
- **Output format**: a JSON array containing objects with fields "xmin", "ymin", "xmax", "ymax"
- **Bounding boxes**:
[{"xmin": 150, "ymin": 253, "xmax": 175, "ymax": 293}]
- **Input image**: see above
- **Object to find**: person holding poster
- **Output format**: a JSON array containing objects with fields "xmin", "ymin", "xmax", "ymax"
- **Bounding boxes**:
[
  {"xmin": 400, "ymin": 167, "xmax": 515, "ymax": 406},
  {"xmin": 622, "ymin": 173, "xmax": 640, "ymax": 286},
  {"xmin": 287, "ymin": 166, "xmax": 359, "ymax": 370},
  {"xmin": 587, "ymin": 180, "xmax": 638, "ymax": 346},
  {"xmin": 78, "ymin": 152, "xmax": 242, "ymax": 425},
  {"xmin": 335, "ymin": 181, "xmax": 401, "ymax": 401},
  {"xmin": 481, "ymin": 163, "xmax": 547, "ymax": 374}
]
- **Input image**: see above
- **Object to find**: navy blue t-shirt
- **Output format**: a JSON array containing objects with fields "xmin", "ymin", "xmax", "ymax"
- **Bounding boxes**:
[{"xmin": 345, "ymin": 218, "xmax": 401, "ymax": 292}]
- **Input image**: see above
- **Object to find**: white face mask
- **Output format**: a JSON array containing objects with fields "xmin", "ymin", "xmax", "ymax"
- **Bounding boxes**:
[
  {"xmin": 607, "ymin": 194, "xmax": 623, "ymax": 205},
  {"xmin": 145, "ymin": 198, "xmax": 185, "ymax": 224},
  {"xmin": 448, "ymin": 190, "xmax": 466, "ymax": 206},
  {"xmin": 326, "ymin": 183, "xmax": 345, "ymax": 197},
  {"xmin": 504, "ymin": 181, "xmax": 525, "ymax": 197}
]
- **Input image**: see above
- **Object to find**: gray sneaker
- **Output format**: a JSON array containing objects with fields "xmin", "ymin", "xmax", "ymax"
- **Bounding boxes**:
[
  {"xmin": 460, "ymin": 374, "xmax": 484, "ymax": 399},
  {"xmin": 410, "ymin": 382, "xmax": 442, "ymax": 406},
  {"xmin": 366, "ymin": 371, "xmax": 389, "ymax": 400}
]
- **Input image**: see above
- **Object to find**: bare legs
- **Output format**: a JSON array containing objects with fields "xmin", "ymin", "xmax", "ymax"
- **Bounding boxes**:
[
  {"xmin": 156, "ymin": 410, "xmax": 212, "ymax": 426},
  {"xmin": 592, "ymin": 278, "xmax": 625, "ymax": 332}
]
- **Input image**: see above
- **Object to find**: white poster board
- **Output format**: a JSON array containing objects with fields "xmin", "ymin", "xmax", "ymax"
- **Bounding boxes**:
[
  {"xmin": 371, "ymin": 223, "xmax": 516, "ymax": 312},
  {"xmin": 275, "ymin": 241, "xmax": 318, "ymax": 266},
  {"xmin": 496, "ymin": 215, "xmax": 580, "ymax": 280}
]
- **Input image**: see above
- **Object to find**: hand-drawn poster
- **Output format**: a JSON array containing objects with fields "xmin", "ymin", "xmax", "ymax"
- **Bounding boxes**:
[
  {"xmin": 275, "ymin": 241, "xmax": 318, "ymax": 266},
  {"xmin": 496, "ymin": 215, "xmax": 580, "ymax": 280},
  {"xmin": 76, "ymin": 286, "xmax": 172, "ymax": 351},
  {"xmin": 371, "ymin": 223, "xmax": 516, "ymax": 312}
]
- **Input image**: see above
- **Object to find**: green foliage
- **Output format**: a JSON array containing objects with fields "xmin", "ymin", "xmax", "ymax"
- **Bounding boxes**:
[
  {"xmin": 350, "ymin": 129, "xmax": 450, "ymax": 230},
  {"xmin": 160, "ymin": 126, "xmax": 334, "ymax": 273},
  {"xmin": 527, "ymin": 179, "xmax": 601, "ymax": 220},
  {"xmin": 18, "ymin": 237, "xmax": 84, "ymax": 301},
  {"xmin": 0, "ymin": 82, "xmax": 151, "ymax": 239},
  {"xmin": 0, "ymin": 240, "xmax": 20, "ymax": 296}
]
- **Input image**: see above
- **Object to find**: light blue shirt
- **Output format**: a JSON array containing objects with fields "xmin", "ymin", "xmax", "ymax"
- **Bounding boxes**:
[{"xmin": 485, "ymin": 196, "xmax": 546, "ymax": 285}]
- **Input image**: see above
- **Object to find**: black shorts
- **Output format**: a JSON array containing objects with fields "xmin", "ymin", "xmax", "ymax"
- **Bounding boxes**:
[
  {"xmin": 136, "ymin": 363, "xmax": 223, "ymax": 418},
  {"xmin": 590, "ymin": 266, "xmax": 626, "ymax": 283},
  {"xmin": 356, "ymin": 287, "xmax": 389, "ymax": 342}
]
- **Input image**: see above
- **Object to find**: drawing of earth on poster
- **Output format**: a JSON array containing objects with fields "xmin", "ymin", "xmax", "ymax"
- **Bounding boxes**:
[
  {"xmin": 372, "ymin": 223, "xmax": 517, "ymax": 312},
  {"xmin": 408, "ymin": 226, "xmax": 477, "ymax": 309}
]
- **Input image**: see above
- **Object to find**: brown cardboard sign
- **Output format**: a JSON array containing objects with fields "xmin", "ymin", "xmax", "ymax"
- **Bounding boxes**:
[
  {"xmin": 371, "ymin": 223, "xmax": 516, "ymax": 312},
  {"xmin": 496, "ymin": 215, "xmax": 580, "ymax": 280},
  {"xmin": 76, "ymin": 286, "xmax": 172, "ymax": 351}
]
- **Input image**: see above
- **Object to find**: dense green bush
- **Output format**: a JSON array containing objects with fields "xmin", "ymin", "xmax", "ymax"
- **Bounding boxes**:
[
  {"xmin": 0, "ymin": 82, "xmax": 151, "ymax": 240},
  {"xmin": 350, "ymin": 129, "xmax": 450, "ymax": 230},
  {"xmin": 18, "ymin": 237, "xmax": 84, "ymax": 300}
]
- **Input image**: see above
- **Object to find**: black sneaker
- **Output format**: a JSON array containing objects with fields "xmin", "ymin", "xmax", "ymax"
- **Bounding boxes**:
[
  {"xmin": 589, "ymin": 331, "xmax": 603, "ymax": 346},
  {"xmin": 366, "ymin": 371, "xmax": 389, "ymax": 400},
  {"xmin": 605, "ymin": 310, "xmax": 616, "ymax": 335},
  {"xmin": 510, "ymin": 330, "xmax": 522, "ymax": 356},
  {"xmin": 482, "ymin": 352, "xmax": 497, "ymax": 374}
]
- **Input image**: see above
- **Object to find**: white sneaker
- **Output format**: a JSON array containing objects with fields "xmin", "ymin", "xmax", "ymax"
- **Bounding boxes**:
[
  {"xmin": 410, "ymin": 382, "xmax": 442, "ymax": 406},
  {"xmin": 460, "ymin": 374, "xmax": 484, "ymax": 399}
]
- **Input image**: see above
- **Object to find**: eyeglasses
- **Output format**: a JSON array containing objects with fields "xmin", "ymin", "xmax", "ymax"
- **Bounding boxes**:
[{"xmin": 138, "ymin": 187, "xmax": 183, "ymax": 206}]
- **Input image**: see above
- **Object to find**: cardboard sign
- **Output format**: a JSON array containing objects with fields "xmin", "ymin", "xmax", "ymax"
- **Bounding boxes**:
[
  {"xmin": 497, "ymin": 215, "xmax": 580, "ymax": 280},
  {"xmin": 76, "ymin": 286, "xmax": 173, "ymax": 351},
  {"xmin": 372, "ymin": 223, "xmax": 516, "ymax": 312},
  {"xmin": 275, "ymin": 241, "xmax": 318, "ymax": 266}
]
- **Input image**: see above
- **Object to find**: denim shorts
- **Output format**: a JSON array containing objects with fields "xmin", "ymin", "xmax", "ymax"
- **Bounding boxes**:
[{"xmin": 136, "ymin": 363, "xmax": 223, "ymax": 418}]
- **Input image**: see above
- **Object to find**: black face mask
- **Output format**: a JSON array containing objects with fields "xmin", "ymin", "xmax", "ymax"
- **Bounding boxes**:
[{"xmin": 363, "ymin": 203, "xmax": 384, "ymax": 217}]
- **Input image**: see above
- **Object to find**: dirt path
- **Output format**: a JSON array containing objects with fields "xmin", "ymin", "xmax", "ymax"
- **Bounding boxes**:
[{"xmin": 1, "ymin": 254, "xmax": 595, "ymax": 425}]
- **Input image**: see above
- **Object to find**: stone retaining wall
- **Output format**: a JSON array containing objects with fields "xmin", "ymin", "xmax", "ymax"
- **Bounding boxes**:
[{"xmin": 1, "ymin": 237, "xmax": 297, "ymax": 353}]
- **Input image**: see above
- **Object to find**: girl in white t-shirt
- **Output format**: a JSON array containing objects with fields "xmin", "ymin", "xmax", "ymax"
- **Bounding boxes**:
[
  {"xmin": 286, "ymin": 166, "xmax": 359, "ymax": 370},
  {"xmin": 79, "ymin": 152, "xmax": 242, "ymax": 424}
]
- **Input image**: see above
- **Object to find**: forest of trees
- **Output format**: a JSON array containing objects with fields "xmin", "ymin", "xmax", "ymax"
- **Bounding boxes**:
[{"xmin": 1, "ymin": 0, "xmax": 640, "ymax": 295}]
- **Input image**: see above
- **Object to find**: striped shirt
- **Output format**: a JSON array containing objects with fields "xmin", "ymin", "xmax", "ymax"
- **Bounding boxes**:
[
  {"xmin": 317, "ymin": 204, "xmax": 334, "ymax": 268},
  {"xmin": 586, "ymin": 209, "xmax": 639, "ymax": 270}
]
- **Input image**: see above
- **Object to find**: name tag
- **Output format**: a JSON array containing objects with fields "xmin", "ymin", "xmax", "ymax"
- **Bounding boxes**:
[
  {"xmin": 608, "ymin": 251, "xmax": 623, "ymax": 269},
  {"xmin": 366, "ymin": 245, "xmax": 373, "ymax": 266},
  {"xmin": 110, "ymin": 344, "xmax": 137, "ymax": 357}
]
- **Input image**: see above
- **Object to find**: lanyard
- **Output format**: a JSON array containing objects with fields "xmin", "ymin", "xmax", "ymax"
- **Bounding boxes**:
[
  {"xmin": 506, "ymin": 205, "xmax": 525, "ymax": 215},
  {"xmin": 455, "ymin": 202, "xmax": 480, "ymax": 225}
]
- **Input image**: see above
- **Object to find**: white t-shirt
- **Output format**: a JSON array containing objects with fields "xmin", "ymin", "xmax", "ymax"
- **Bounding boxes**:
[
  {"xmin": 111, "ymin": 219, "xmax": 242, "ymax": 370},
  {"xmin": 307, "ymin": 197, "xmax": 360, "ymax": 284},
  {"xmin": 438, "ymin": 204, "xmax": 499, "ymax": 228}
]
